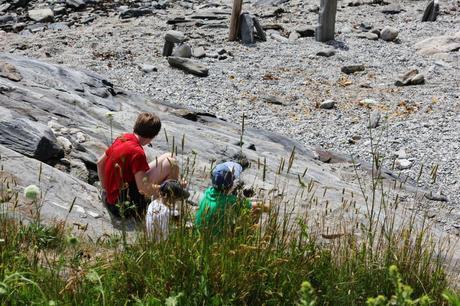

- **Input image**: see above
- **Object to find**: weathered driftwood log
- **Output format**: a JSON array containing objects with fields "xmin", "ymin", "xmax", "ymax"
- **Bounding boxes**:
[{"xmin": 167, "ymin": 57, "xmax": 209, "ymax": 77}]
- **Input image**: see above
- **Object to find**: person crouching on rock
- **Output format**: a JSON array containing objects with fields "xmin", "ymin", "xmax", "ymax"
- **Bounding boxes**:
[
  {"xmin": 194, "ymin": 161, "xmax": 269, "ymax": 237},
  {"xmin": 146, "ymin": 179, "xmax": 190, "ymax": 241},
  {"xmin": 97, "ymin": 112, "xmax": 180, "ymax": 219}
]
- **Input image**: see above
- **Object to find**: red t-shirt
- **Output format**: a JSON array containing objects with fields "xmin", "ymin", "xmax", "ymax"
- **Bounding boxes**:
[{"xmin": 104, "ymin": 133, "xmax": 150, "ymax": 205}]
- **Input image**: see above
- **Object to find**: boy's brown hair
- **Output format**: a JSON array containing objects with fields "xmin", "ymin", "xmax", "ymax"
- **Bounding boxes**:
[{"xmin": 133, "ymin": 112, "xmax": 161, "ymax": 139}]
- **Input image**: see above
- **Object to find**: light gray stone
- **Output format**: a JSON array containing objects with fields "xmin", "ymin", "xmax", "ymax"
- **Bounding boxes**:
[
  {"xmin": 57, "ymin": 136, "xmax": 72, "ymax": 153},
  {"xmin": 289, "ymin": 31, "xmax": 300, "ymax": 41},
  {"xmin": 139, "ymin": 64, "xmax": 157, "ymax": 73},
  {"xmin": 395, "ymin": 158, "xmax": 412, "ymax": 170},
  {"xmin": 381, "ymin": 26, "xmax": 398, "ymax": 41},
  {"xmin": 172, "ymin": 43, "xmax": 192, "ymax": 58},
  {"xmin": 192, "ymin": 47, "xmax": 206, "ymax": 58},
  {"xmin": 358, "ymin": 32, "xmax": 378, "ymax": 40},
  {"xmin": 425, "ymin": 192, "xmax": 448, "ymax": 202},
  {"xmin": 28, "ymin": 8, "xmax": 54, "ymax": 22},
  {"xmin": 70, "ymin": 158, "xmax": 89, "ymax": 182}
]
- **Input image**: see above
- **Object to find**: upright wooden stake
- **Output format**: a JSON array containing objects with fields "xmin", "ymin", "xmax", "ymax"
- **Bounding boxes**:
[
  {"xmin": 315, "ymin": 0, "xmax": 338, "ymax": 42},
  {"xmin": 229, "ymin": 0, "xmax": 243, "ymax": 41}
]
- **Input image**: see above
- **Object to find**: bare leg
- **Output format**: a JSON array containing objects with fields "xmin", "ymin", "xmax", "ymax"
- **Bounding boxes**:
[{"xmin": 146, "ymin": 153, "xmax": 179, "ymax": 185}]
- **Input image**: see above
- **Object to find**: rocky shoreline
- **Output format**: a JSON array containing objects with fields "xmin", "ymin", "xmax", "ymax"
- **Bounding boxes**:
[{"xmin": 1, "ymin": 0, "xmax": 459, "ymax": 235}]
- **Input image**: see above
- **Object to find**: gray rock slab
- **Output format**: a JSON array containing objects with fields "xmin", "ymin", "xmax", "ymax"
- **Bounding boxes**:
[
  {"xmin": 0, "ymin": 144, "xmax": 123, "ymax": 239},
  {"xmin": 165, "ymin": 30, "xmax": 186, "ymax": 43},
  {"xmin": 253, "ymin": 16, "xmax": 267, "ymax": 42},
  {"xmin": 167, "ymin": 56, "xmax": 209, "ymax": 77},
  {"xmin": 120, "ymin": 8, "xmax": 154, "ymax": 19},
  {"xmin": 254, "ymin": 0, "xmax": 289, "ymax": 6},
  {"xmin": 0, "ymin": 115, "xmax": 64, "ymax": 161},
  {"xmin": 48, "ymin": 22, "xmax": 70, "ymax": 31},
  {"xmin": 414, "ymin": 32, "xmax": 460, "ymax": 56},
  {"xmin": 422, "ymin": 0, "xmax": 439, "ymax": 22},
  {"xmin": 381, "ymin": 4, "xmax": 402, "ymax": 14},
  {"xmin": 66, "ymin": 0, "xmax": 86, "ymax": 9},
  {"xmin": 240, "ymin": 13, "xmax": 255, "ymax": 45}
]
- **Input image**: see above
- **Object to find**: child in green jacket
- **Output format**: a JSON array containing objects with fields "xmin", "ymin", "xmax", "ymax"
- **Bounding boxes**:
[{"xmin": 195, "ymin": 162, "xmax": 268, "ymax": 236}]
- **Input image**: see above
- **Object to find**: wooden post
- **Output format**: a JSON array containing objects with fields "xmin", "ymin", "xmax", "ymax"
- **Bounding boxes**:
[
  {"xmin": 229, "ymin": 0, "xmax": 243, "ymax": 41},
  {"xmin": 315, "ymin": 0, "xmax": 338, "ymax": 42}
]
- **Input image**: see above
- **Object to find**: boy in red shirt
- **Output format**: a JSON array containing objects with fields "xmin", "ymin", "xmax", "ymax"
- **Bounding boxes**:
[{"xmin": 97, "ymin": 112, "xmax": 180, "ymax": 218}]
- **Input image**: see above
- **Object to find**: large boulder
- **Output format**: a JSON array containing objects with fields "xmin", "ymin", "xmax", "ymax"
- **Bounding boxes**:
[{"xmin": 0, "ymin": 109, "xmax": 64, "ymax": 162}]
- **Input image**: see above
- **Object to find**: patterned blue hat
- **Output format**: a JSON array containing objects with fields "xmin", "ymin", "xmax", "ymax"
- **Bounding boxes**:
[{"xmin": 211, "ymin": 163, "xmax": 234, "ymax": 191}]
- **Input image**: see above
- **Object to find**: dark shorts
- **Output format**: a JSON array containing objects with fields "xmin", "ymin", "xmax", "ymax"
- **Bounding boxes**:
[{"xmin": 104, "ymin": 182, "xmax": 149, "ymax": 219}]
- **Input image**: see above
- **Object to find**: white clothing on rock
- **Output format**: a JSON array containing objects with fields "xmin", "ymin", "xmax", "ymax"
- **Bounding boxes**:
[{"xmin": 146, "ymin": 199, "xmax": 170, "ymax": 241}]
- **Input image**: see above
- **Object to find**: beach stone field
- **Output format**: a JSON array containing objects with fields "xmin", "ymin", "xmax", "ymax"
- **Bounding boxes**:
[{"xmin": 0, "ymin": 0, "xmax": 459, "ymax": 238}]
